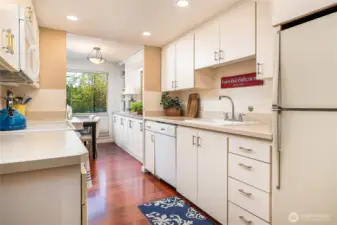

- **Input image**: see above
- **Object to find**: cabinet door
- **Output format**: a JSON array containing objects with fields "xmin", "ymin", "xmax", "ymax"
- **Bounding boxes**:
[
  {"xmin": 120, "ymin": 118, "xmax": 126, "ymax": 148},
  {"xmin": 0, "ymin": 4, "xmax": 19, "ymax": 71},
  {"xmin": 197, "ymin": 130, "xmax": 228, "ymax": 224},
  {"xmin": 219, "ymin": 1, "xmax": 256, "ymax": 64},
  {"xmin": 144, "ymin": 130, "xmax": 155, "ymax": 174},
  {"xmin": 175, "ymin": 33, "xmax": 194, "ymax": 90},
  {"xmin": 126, "ymin": 119, "xmax": 133, "ymax": 152},
  {"xmin": 272, "ymin": 0, "xmax": 336, "ymax": 25},
  {"xmin": 256, "ymin": 0, "xmax": 276, "ymax": 79},
  {"xmin": 176, "ymin": 126, "xmax": 198, "ymax": 204},
  {"xmin": 161, "ymin": 44, "xmax": 176, "ymax": 91},
  {"xmin": 113, "ymin": 116, "xmax": 119, "ymax": 144},
  {"xmin": 133, "ymin": 122, "xmax": 144, "ymax": 162},
  {"xmin": 195, "ymin": 20, "xmax": 220, "ymax": 69}
]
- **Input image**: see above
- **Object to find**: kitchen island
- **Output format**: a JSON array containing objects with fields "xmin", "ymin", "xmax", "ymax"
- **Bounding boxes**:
[{"xmin": 0, "ymin": 130, "xmax": 88, "ymax": 225}]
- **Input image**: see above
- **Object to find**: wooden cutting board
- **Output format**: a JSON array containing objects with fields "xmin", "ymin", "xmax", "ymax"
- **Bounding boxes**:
[{"xmin": 187, "ymin": 93, "xmax": 200, "ymax": 118}]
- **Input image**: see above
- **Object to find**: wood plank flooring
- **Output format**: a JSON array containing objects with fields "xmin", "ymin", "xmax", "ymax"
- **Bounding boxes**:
[{"xmin": 88, "ymin": 143, "xmax": 221, "ymax": 225}]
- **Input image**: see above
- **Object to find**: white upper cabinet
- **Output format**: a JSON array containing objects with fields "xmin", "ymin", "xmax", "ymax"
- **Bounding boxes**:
[
  {"xmin": 124, "ymin": 50, "xmax": 143, "ymax": 94},
  {"xmin": 161, "ymin": 44, "xmax": 175, "ymax": 92},
  {"xmin": 175, "ymin": 33, "xmax": 194, "ymax": 90},
  {"xmin": 0, "ymin": 4, "xmax": 20, "ymax": 71},
  {"xmin": 219, "ymin": 1, "xmax": 256, "ymax": 64},
  {"xmin": 194, "ymin": 21, "xmax": 220, "ymax": 69},
  {"xmin": 272, "ymin": 0, "xmax": 337, "ymax": 25},
  {"xmin": 256, "ymin": 0, "xmax": 276, "ymax": 79}
]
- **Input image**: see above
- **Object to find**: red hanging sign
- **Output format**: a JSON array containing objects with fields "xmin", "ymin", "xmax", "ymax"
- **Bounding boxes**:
[{"xmin": 221, "ymin": 73, "xmax": 263, "ymax": 89}]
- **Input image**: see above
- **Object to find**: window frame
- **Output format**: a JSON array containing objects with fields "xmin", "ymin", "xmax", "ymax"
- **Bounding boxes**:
[{"xmin": 66, "ymin": 69, "xmax": 109, "ymax": 114}]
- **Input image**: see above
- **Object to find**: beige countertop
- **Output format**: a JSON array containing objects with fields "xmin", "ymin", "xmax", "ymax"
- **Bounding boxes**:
[
  {"xmin": 145, "ymin": 116, "xmax": 273, "ymax": 141},
  {"xmin": 0, "ymin": 130, "xmax": 88, "ymax": 175},
  {"xmin": 114, "ymin": 112, "xmax": 144, "ymax": 120}
]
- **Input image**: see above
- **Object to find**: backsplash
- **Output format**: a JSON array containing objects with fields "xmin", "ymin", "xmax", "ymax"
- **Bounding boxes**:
[{"xmin": 176, "ymin": 59, "xmax": 273, "ymax": 120}]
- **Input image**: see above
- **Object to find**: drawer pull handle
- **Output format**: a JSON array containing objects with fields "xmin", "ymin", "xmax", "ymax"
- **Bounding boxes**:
[
  {"xmin": 161, "ymin": 128, "xmax": 165, "ymax": 131},
  {"xmin": 239, "ymin": 216, "xmax": 252, "ymax": 224},
  {"xmin": 146, "ymin": 126, "xmax": 151, "ymax": 129},
  {"xmin": 238, "ymin": 189, "xmax": 252, "ymax": 197},
  {"xmin": 239, "ymin": 163, "xmax": 252, "ymax": 170},
  {"xmin": 239, "ymin": 147, "xmax": 252, "ymax": 152}
]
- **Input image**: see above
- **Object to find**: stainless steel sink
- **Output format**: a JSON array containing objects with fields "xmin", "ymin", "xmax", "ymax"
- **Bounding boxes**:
[{"xmin": 184, "ymin": 119, "xmax": 259, "ymax": 126}]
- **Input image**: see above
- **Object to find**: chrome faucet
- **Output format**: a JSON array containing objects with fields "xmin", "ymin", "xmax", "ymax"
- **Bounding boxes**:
[{"xmin": 219, "ymin": 95, "xmax": 235, "ymax": 121}]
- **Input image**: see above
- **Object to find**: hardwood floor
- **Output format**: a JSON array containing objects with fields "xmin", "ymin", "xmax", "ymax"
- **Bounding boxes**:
[{"xmin": 88, "ymin": 143, "xmax": 221, "ymax": 225}]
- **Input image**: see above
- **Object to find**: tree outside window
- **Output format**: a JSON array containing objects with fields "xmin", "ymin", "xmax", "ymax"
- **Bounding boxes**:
[{"xmin": 66, "ymin": 71, "xmax": 107, "ymax": 113}]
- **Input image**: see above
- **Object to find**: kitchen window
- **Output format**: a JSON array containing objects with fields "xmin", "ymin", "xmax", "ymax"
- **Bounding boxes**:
[{"xmin": 66, "ymin": 71, "xmax": 108, "ymax": 113}]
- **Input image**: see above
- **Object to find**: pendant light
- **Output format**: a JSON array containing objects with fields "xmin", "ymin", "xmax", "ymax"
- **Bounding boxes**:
[{"xmin": 87, "ymin": 47, "xmax": 106, "ymax": 64}]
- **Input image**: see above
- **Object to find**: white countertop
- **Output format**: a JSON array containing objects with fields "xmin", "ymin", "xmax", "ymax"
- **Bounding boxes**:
[
  {"xmin": 145, "ymin": 116, "xmax": 273, "ymax": 140},
  {"xmin": 0, "ymin": 130, "xmax": 88, "ymax": 175}
]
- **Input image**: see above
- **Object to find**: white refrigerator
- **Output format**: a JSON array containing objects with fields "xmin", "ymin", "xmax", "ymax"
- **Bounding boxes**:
[{"xmin": 272, "ymin": 10, "xmax": 337, "ymax": 225}]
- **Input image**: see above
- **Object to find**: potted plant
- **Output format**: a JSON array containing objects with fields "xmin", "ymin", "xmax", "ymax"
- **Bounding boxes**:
[
  {"xmin": 160, "ymin": 92, "xmax": 181, "ymax": 116},
  {"xmin": 130, "ymin": 101, "xmax": 143, "ymax": 115}
]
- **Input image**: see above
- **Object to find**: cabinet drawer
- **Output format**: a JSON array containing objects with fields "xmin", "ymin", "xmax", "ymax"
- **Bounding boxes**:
[
  {"xmin": 228, "ymin": 202, "xmax": 269, "ymax": 225},
  {"xmin": 229, "ymin": 137, "xmax": 271, "ymax": 163},
  {"xmin": 145, "ymin": 121, "xmax": 158, "ymax": 132},
  {"xmin": 228, "ymin": 178, "xmax": 270, "ymax": 222},
  {"xmin": 229, "ymin": 153, "xmax": 271, "ymax": 192}
]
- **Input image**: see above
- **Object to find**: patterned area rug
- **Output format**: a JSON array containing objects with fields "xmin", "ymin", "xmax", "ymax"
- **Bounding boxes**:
[{"xmin": 138, "ymin": 196, "xmax": 215, "ymax": 225}]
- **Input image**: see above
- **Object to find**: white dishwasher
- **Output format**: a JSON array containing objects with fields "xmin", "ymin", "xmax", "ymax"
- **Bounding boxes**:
[{"xmin": 145, "ymin": 121, "xmax": 177, "ymax": 187}]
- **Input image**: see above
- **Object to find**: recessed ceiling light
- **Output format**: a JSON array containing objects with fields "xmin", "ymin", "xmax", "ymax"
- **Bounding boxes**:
[
  {"xmin": 142, "ymin": 31, "xmax": 151, "ymax": 36},
  {"xmin": 176, "ymin": 0, "xmax": 190, "ymax": 7},
  {"xmin": 67, "ymin": 15, "xmax": 79, "ymax": 21}
]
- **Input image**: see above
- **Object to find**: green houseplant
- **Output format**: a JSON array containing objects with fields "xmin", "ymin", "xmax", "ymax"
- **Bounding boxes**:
[
  {"xmin": 160, "ymin": 92, "xmax": 181, "ymax": 116},
  {"xmin": 130, "ymin": 101, "xmax": 143, "ymax": 115}
]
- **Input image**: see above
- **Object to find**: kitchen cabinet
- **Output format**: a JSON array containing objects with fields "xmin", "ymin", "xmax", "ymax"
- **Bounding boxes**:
[
  {"xmin": 177, "ymin": 126, "xmax": 228, "ymax": 224},
  {"xmin": 0, "ymin": 4, "xmax": 19, "ymax": 71},
  {"xmin": 176, "ymin": 126, "xmax": 198, "ymax": 204},
  {"xmin": 197, "ymin": 130, "xmax": 227, "ymax": 224},
  {"xmin": 161, "ymin": 43, "xmax": 175, "ymax": 91},
  {"xmin": 161, "ymin": 33, "xmax": 213, "ymax": 92},
  {"xmin": 161, "ymin": 33, "xmax": 195, "ymax": 91},
  {"xmin": 124, "ymin": 50, "xmax": 143, "ymax": 95},
  {"xmin": 129, "ymin": 120, "xmax": 143, "ymax": 161},
  {"xmin": 195, "ymin": 1, "xmax": 256, "ymax": 69},
  {"xmin": 272, "ymin": 0, "xmax": 336, "ymax": 26},
  {"xmin": 219, "ymin": 1, "xmax": 256, "ymax": 64},
  {"xmin": 144, "ymin": 129, "xmax": 155, "ymax": 174},
  {"xmin": 124, "ymin": 67, "xmax": 142, "ymax": 95},
  {"xmin": 113, "ymin": 115, "xmax": 144, "ymax": 163},
  {"xmin": 175, "ymin": 33, "xmax": 195, "ymax": 90},
  {"xmin": 194, "ymin": 20, "xmax": 220, "ymax": 69},
  {"xmin": 256, "ymin": 0, "xmax": 276, "ymax": 79}
]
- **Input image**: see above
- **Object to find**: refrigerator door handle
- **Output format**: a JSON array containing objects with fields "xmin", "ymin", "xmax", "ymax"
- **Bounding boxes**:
[
  {"xmin": 272, "ymin": 28, "xmax": 281, "ymax": 107},
  {"xmin": 273, "ymin": 109, "xmax": 282, "ymax": 190}
]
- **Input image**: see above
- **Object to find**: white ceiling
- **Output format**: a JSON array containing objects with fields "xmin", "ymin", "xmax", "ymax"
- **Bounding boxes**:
[
  {"xmin": 33, "ymin": 0, "xmax": 241, "ymax": 47},
  {"xmin": 66, "ymin": 33, "xmax": 142, "ymax": 63}
]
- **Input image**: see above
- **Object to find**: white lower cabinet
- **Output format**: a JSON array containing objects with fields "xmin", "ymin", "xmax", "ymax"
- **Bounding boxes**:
[
  {"xmin": 144, "ymin": 130, "xmax": 155, "ymax": 174},
  {"xmin": 228, "ymin": 202, "xmax": 269, "ymax": 225},
  {"xmin": 113, "ymin": 115, "xmax": 144, "ymax": 162},
  {"xmin": 176, "ymin": 126, "xmax": 198, "ymax": 204},
  {"xmin": 177, "ymin": 126, "xmax": 228, "ymax": 224},
  {"xmin": 197, "ymin": 130, "xmax": 228, "ymax": 224}
]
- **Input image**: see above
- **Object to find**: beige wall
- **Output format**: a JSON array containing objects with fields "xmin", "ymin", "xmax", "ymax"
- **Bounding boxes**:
[
  {"xmin": 176, "ymin": 59, "xmax": 272, "ymax": 116},
  {"xmin": 39, "ymin": 28, "xmax": 66, "ymax": 89}
]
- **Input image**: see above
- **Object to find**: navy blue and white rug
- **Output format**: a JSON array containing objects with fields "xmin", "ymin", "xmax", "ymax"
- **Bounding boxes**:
[{"xmin": 138, "ymin": 196, "xmax": 215, "ymax": 225}]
